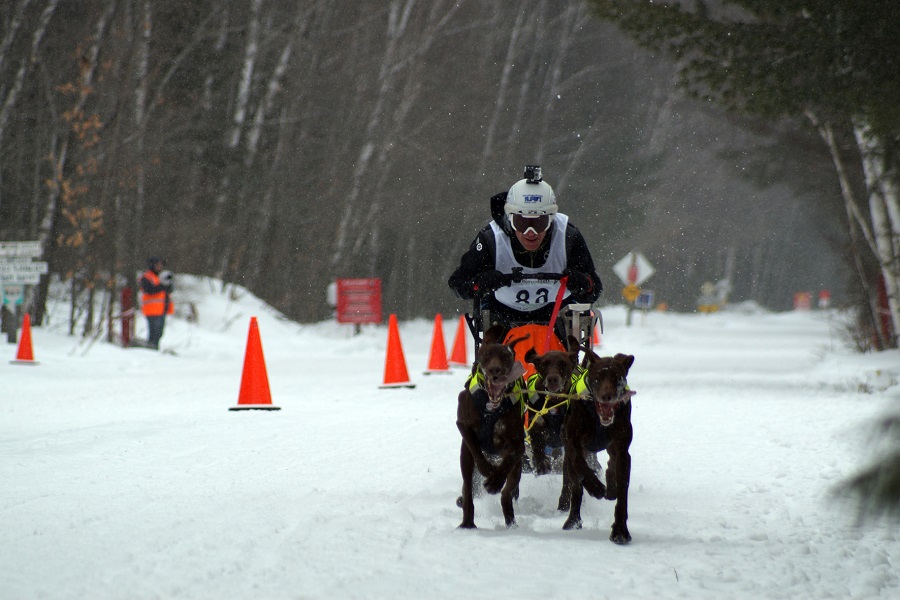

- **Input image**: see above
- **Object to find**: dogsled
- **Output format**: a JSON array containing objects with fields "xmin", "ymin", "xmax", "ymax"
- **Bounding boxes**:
[
  {"xmin": 464, "ymin": 267, "xmax": 601, "ymax": 363},
  {"xmin": 462, "ymin": 268, "xmax": 602, "ymax": 473}
]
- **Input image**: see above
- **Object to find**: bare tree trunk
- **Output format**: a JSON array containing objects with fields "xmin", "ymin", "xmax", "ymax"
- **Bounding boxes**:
[
  {"xmin": 478, "ymin": 8, "xmax": 525, "ymax": 176},
  {"xmin": 244, "ymin": 33, "xmax": 295, "ymax": 166},
  {"xmin": 0, "ymin": 0, "xmax": 33, "ymax": 76},
  {"xmin": 0, "ymin": 0, "xmax": 59, "ymax": 213},
  {"xmin": 332, "ymin": 0, "xmax": 463, "ymax": 273},
  {"xmin": 854, "ymin": 120, "xmax": 900, "ymax": 346},
  {"xmin": 131, "ymin": 0, "xmax": 151, "ymax": 270},
  {"xmin": 806, "ymin": 110, "xmax": 886, "ymax": 347},
  {"xmin": 536, "ymin": 1, "xmax": 581, "ymax": 164},
  {"xmin": 506, "ymin": 2, "xmax": 544, "ymax": 160},
  {"xmin": 331, "ymin": 0, "xmax": 417, "ymax": 269},
  {"xmin": 228, "ymin": 0, "xmax": 261, "ymax": 149},
  {"xmin": 207, "ymin": 0, "xmax": 260, "ymax": 277}
]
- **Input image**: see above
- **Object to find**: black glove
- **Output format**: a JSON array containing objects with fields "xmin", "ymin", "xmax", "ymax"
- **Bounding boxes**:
[
  {"xmin": 564, "ymin": 270, "xmax": 593, "ymax": 294},
  {"xmin": 474, "ymin": 270, "xmax": 506, "ymax": 293}
]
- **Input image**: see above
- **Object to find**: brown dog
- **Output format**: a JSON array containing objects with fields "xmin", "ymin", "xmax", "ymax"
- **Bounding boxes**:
[
  {"xmin": 522, "ymin": 343, "xmax": 579, "ymax": 479},
  {"xmin": 456, "ymin": 326, "xmax": 528, "ymax": 529},
  {"xmin": 561, "ymin": 350, "xmax": 636, "ymax": 544}
]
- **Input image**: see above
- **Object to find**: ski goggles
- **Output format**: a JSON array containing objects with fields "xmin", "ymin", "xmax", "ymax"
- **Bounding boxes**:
[{"xmin": 510, "ymin": 213, "xmax": 553, "ymax": 235}]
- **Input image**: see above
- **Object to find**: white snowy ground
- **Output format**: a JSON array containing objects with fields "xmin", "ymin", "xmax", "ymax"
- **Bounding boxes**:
[{"xmin": 1, "ymin": 276, "xmax": 898, "ymax": 600}]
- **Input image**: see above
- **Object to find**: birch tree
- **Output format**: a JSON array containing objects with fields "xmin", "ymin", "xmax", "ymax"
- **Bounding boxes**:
[{"xmin": 0, "ymin": 0, "xmax": 59, "ymax": 214}]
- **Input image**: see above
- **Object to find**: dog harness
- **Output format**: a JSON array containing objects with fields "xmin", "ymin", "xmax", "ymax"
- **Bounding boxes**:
[
  {"xmin": 466, "ymin": 368, "xmax": 526, "ymax": 454},
  {"xmin": 572, "ymin": 367, "xmax": 631, "ymax": 400},
  {"xmin": 465, "ymin": 369, "xmax": 525, "ymax": 412},
  {"xmin": 521, "ymin": 373, "xmax": 570, "ymax": 447}
]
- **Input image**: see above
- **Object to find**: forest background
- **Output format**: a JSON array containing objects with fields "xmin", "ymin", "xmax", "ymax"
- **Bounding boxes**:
[{"xmin": 0, "ymin": 0, "xmax": 896, "ymax": 342}]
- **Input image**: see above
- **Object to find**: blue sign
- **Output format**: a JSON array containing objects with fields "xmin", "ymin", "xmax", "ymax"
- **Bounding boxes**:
[{"xmin": 635, "ymin": 290, "xmax": 654, "ymax": 310}]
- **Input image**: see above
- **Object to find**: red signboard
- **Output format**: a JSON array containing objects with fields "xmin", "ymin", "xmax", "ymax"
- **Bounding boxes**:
[{"xmin": 336, "ymin": 278, "xmax": 382, "ymax": 324}]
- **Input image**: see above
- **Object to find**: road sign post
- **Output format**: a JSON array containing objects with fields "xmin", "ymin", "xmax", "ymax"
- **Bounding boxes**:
[{"xmin": 614, "ymin": 251, "xmax": 655, "ymax": 327}]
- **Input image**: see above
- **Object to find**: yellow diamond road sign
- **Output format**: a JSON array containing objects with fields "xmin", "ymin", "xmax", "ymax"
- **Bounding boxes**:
[{"xmin": 622, "ymin": 284, "xmax": 640, "ymax": 303}]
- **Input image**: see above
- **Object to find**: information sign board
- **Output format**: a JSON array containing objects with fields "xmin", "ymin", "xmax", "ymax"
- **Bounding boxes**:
[
  {"xmin": 0, "ymin": 241, "xmax": 41, "ymax": 258},
  {"xmin": 336, "ymin": 278, "xmax": 382, "ymax": 324},
  {"xmin": 0, "ymin": 272, "xmax": 41, "ymax": 284},
  {"xmin": 0, "ymin": 261, "xmax": 48, "ymax": 275}
]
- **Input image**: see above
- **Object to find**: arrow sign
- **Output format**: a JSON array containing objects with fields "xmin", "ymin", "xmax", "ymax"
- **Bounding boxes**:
[{"xmin": 613, "ymin": 252, "xmax": 655, "ymax": 286}]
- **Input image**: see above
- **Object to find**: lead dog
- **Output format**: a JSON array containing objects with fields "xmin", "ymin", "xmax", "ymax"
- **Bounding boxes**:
[
  {"xmin": 456, "ymin": 326, "xmax": 528, "ymax": 529},
  {"xmin": 561, "ymin": 350, "xmax": 636, "ymax": 544}
]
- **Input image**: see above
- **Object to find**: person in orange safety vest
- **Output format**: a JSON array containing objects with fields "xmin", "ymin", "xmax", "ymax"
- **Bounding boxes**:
[{"xmin": 140, "ymin": 257, "xmax": 174, "ymax": 350}]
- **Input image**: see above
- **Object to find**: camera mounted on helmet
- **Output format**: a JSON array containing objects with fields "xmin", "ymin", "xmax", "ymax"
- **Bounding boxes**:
[
  {"xmin": 503, "ymin": 164, "xmax": 558, "ymax": 236},
  {"xmin": 523, "ymin": 164, "xmax": 542, "ymax": 183}
]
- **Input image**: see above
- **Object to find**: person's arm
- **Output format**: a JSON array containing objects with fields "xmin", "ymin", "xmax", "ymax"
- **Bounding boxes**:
[
  {"xmin": 564, "ymin": 225, "xmax": 602, "ymax": 304},
  {"xmin": 448, "ymin": 228, "xmax": 496, "ymax": 300}
]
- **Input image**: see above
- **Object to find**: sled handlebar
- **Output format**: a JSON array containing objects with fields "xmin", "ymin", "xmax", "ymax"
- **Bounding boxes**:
[{"xmin": 501, "ymin": 268, "xmax": 564, "ymax": 286}]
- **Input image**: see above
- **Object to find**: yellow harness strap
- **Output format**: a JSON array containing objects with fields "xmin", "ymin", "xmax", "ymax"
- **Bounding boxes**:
[{"xmin": 521, "ymin": 372, "xmax": 575, "ymax": 442}]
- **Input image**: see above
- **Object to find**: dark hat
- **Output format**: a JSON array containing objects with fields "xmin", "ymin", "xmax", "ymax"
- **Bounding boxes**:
[{"xmin": 147, "ymin": 256, "xmax": 165, "ymax": 269}]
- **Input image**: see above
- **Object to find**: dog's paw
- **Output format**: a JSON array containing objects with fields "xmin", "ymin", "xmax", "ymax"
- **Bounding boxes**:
[
  {"xmin": 584, "ymin": 476, "xmax": 607, "ymax": 499},
  {"xmin": 610, "ymin": 524, "xmax": 631, "ymax": 544},
  {"xmin": 457, "ymin": 522, "xmax": 477, "ymax": 530},
  {"xmin": 534, "ymin": 459, "xmax": 552, "ymax": 476},
  {"xmin": 556, "ymin": 496, "xmax": 570, "ymax": 512},
  {"xmin": 562, "ymin": 516, "xmax": 582, "ymax": 530}
]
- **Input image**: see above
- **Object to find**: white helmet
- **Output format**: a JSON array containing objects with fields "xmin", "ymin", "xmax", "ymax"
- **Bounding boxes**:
[{"xmin": 504, "ymin": 178, "xmax": 558, "ymax": 217}]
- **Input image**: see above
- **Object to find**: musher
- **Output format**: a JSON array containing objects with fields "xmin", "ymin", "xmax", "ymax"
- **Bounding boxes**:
[{"xmin": 448, "ymin": 165, "xmax": 602, "ymax": 341}]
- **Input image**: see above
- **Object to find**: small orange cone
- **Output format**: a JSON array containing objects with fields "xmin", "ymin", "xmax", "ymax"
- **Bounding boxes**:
[
  {"xmin": 449, "ymin": 315, "xmax": 469, "ymax": 367},
  {"xmin": 229, "ymin": 317, "xmax": 280, "ymax": 411},
  {"xmin": 424, "ymin": 314, "xmax": 451, "ymax": 374},
  {"xmin": 10, "ymin": 313, "xmax": 38, "ymax": 365},
  {"xmin": 380, "ymin": 314, "xmax": 415, "ymax": 388}
]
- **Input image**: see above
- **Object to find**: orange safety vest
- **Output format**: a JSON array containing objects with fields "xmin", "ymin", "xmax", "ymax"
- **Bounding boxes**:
[{"xmin": 141, "ymin": 270, "xmax": 174, "ymax": 317}]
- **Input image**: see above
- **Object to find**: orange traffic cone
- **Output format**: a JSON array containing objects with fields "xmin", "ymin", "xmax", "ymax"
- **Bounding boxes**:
[
  {"xmin": 424, "ymin": 314, "xmax": 451, "ymax": 374},
  {"xmin": 449, "ymin": 315, "xmax": 469, "ymax": 367},
  {"xmin": 229, "ymin": 317, "xmax": 280, "ymax": 411},
  {"xmin": 10, "ymin": 313, "xmax": 38, "ymax": 365},
  {"xmin": 380, "ymin": 314, "xmax": 415, "ymax": 388}
]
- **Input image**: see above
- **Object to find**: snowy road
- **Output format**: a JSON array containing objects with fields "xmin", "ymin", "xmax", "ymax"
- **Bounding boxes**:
[{"xmin": 1, "ymin": 279, "xmax": 898, "ymax": 599}]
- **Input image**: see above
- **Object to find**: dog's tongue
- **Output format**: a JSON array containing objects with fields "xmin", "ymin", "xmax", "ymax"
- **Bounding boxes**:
[
  {"xmin": 487, "ymin": 361, "xmax": 526, "ymax": 402},
  {"xmin": 597, "ymin": 402, "xmax": 616, "ymax": 423}
]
